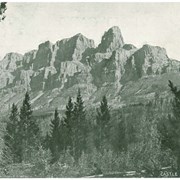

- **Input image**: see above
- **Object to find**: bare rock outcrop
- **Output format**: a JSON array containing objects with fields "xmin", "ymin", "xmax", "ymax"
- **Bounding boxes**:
[
  {"xmin": 55, "ymin": 33, "xmax": 95, "ymax": 66},
  {"xmin": 121, "ymin": 44, "xmax": 171, "ymax": 82},
  {"xmin": 0, "ymin": 52, "xmax": 23, "ymax": 72},
  {"xmin": 97, "ymin": 26, "xmax": 124, "ymax": 53}
]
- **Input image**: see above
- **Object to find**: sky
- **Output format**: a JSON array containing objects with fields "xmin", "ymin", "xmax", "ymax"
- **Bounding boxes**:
[{"xmin": 0, "ymin": 2, "xmax": 180, "ymax": 60}]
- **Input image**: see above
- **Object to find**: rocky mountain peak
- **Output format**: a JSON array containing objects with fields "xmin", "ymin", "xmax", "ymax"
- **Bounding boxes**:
[
  {"xmin": 74, "ymin": 33, "xmax": 84, "ymax": 39},
  {"xmin": 97, "ymin": 26, "xmax": 124, "ymax": 53},
  {"xmin": 138, "ymin": 44, "xmax": 169, "ymax": 67},
  {"xmin": 0, "ymin": 52, "xmax": 23, "ymax": 72},
  {"xmin": 0, "ymin": 26, "xmax": 180, "ymax": 112},
  {"xmin": 55, "ymin": 33, "xmax": 95, "ymax": 63},
  {"xmin": 38, "ymin": 40, "xmax": 53, "ymax": 50},
  {"xmin": 141, "ymin": 44, "xmax": 167, "ymax": 55},
  {"xmin": 123, "ymin": 44, "xmax": 170, "ymax": 81},
  {"xmin": 73, "ymin": 33, "xmax": 95, "ymax": 50}
]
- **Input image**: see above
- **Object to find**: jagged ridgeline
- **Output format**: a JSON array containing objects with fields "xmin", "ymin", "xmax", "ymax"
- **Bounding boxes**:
[{"xmin": 0, "ymin": 26, "xmax": 180, "ymax": 114}]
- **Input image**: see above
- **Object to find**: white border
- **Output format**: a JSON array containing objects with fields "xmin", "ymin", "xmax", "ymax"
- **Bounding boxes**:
[{"xmin": 4, "ymin": 0, "xmax": 180, "ymax": 3}]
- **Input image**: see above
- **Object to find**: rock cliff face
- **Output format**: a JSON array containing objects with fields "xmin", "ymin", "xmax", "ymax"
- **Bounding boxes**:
[
  {"xmin": 0, "ymin": 53, "xmax": 23, "ymax": 72},
  {"xmin": 0, "ymin": 26, "xmax": 179, "ymax": 113},
  {"xmin": 0, "ymin": 53, "xmax": 23, "ymax": 89},
  {"xmin": 121, "ymin": 44, "xmax": 171, "ymax": 83},
  {"xmin": 132, "ymin": 44, "xmax": 169, "ymax": 76},
  {"xmin": 97, "ymin": 26, "xmax": 124, "ymax": 52}
]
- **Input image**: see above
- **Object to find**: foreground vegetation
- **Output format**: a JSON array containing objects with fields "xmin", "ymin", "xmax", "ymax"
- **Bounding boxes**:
[{"xmin": 0, "ymin": 81, "xmax": 180, "ymax": 177}]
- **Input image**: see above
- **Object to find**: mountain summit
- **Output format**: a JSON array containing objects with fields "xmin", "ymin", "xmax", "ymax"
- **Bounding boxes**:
[{"xmin": 98, "ymin": 26, "xmax": 124, "ymax": 52}]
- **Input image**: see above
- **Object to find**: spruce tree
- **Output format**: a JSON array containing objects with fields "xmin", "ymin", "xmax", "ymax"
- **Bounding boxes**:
[
  {"xmin": 63, "ymin": 97, "xmax": 74, "ymax": 151},
  {"xmin": 49, "ymin": 108, "xmax": 60, "ymax": 162},
  {"xmin": 73, "ymin": 89, "xmax": 87, "ymax": 160},
  {"xmin": 64, "ymin": 97, "xmax": 73, "ymax": 130},
  {"xmin": 3, "ymin": 103, "xmax": 19, "ymax": 163},
  {"xmin": 19, "ymin": 92, "xmax": 39, "ymax": 162},
  {"xmin": 96, "ymin": 95, "xmax": 111, "ymax": 150}
]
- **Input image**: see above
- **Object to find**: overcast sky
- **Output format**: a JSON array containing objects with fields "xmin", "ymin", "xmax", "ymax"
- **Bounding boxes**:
[{"xmin": 0, "ymin": 2, "xmax": 180, "ymax": 60}]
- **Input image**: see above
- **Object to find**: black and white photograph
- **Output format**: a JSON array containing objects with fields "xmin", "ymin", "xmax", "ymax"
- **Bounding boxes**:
[{"xmin": 0, "ymin": 1, "xmax": 180, "ymax": 178}]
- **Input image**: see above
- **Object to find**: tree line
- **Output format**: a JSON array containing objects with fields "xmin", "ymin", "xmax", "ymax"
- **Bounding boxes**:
[
  {"xmin": 2, "ymin": 89, "xmax": 112, "ymax": 165},
  {"xmin": 44, "ymin": 89, "xmax": 112, "ymax": 163},
  {"xmin": 2, "ymin": 81, "xmax": 180, "ymax": 177}
]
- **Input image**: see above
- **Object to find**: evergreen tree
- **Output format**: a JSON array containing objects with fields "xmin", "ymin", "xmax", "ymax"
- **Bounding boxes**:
[
  {"xmin": 64, "ymin": 97, "xmax": 74, "ymax": 130},
  {"xmin": 63, "ymin": 97, "xmax": 74, "ymax": 151},
  {"xmin": 96, "ymin": 95, "xmax": 111, "ymax": 150},
  {"xmin": 3, "ymin": 103, "xmax": 19, "ymax": 163},
  {"xmin": 19, "ymin": 92, "xmax": 39, "ymax": 162},
  {"xmin": 49, "ymin": 108, "xmax": 60, "ymax": 162},
  {"xmin": 73, "ymin": 89, "xmax": 87, "ymax": 160},
  {"xmin": 49, "ymin": 108, "xmax": 66, "ymax": 163}
]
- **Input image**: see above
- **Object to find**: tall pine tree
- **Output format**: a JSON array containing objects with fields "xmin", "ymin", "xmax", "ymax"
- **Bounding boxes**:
[
  {"xmin": 49, "ymin": 108, "xmax": 65, "ymax": 163},
  {"xmin": 96, "ymin": 95, "xmax": 111, "ymax": 151},
  {"xmin": 63, "ymin": 97, "xmax": 74, "ymax": 151},
  {"xmin": 3, "ymin": 103, "xmax": 19, "ymax": 163},
  {"xmin": 19, "ymin": 92, "xmax": 39, "ymax": 162},
  {"xmin": 73, "ymin": 89, "xmax": 87, "ymax": 160},
  {"xmin": 64, "ymin": 97, "xmax": 74, "ymax": 130},
  {"xmin": 49, "ymin": 108, "xmax": 60, "ymax": 162}
]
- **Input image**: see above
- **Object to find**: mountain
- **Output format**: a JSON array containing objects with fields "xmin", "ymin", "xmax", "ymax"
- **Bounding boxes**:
[{"xmin": 0, "ymin": 26, "xmax": 179, "ymax": 115}]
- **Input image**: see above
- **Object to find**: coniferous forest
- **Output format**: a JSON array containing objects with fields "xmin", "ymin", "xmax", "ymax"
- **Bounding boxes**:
[{"xmin": 0, "ymin": 81, "xmax": 179, "ymax": 177}]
